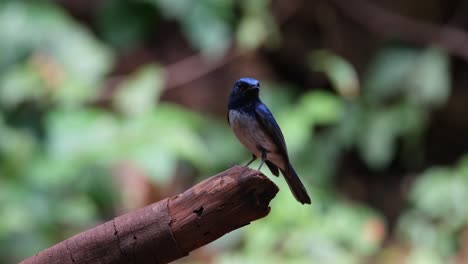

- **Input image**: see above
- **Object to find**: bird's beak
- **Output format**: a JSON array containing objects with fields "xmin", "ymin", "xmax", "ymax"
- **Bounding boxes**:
[{"xmin": 244, "ymin": 86, "xmax": 260, "ymax": 95}]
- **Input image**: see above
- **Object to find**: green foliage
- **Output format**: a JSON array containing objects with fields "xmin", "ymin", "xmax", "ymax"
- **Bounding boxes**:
[
  {"xmin": 364, "ymin": 47, "xmax": 450, "ymax": 107},
  {"xmin": 149, "ymin": 0, "xmax": 235, "ymax": 57},
  {"xmin": 310, "ymin": 47, "xmax": 450, "ymax": 171},
  {"xmin": 0, "ymin": 1, "xmax": 113, "ymax": 108},
  {"xmin": 96, "ymin": 0, "xmax": 158, "ymax": 49},
  {"xmin": 309, "ymin": 50, "xmax": 360, "ymax": 99},
  {"xmin": 398, "ymin": 156, "xmax": 468, "ymax": 258},
  {"xmin": 358, "ymin": 47, "xmax": 449, "ymax": 169},
  {"xmin": 236, "ymin": 0, "xmax": 280, "ymax": 50},
  {"xmin": 113, "ymin": 64, "xmax": 164, "ymax": 116},
  {"xmin": 214, "ymin": 183, "xmax": 384, "ymax": 264},
  {"xmin": 0, "ymin": 1, "xmax": 463, "ymax": 263},
  {"xmin": 0, "ymin": 2, "xmax": 243, "ymax": 261}
]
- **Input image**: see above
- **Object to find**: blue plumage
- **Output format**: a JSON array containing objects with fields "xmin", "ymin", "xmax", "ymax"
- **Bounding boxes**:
[{"xmin": 227, "ymin": 77, "xmax": 311, "ymax": 204}]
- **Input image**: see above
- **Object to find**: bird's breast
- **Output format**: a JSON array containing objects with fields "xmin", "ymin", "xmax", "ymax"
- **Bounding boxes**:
[{"xmin": 228, "ymin": 109, "xmax": 283, "ymax": 168}]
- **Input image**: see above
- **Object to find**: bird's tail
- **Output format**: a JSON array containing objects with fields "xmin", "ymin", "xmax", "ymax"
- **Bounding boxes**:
[{"xmin": 281, "ymin": 164, "xmax": 311, "ymax": 204}]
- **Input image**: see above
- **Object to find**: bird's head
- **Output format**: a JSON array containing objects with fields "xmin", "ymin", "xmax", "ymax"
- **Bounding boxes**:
[{"xmin": 231, "ymin": 77, "xmax": 260, "ymax": 98}]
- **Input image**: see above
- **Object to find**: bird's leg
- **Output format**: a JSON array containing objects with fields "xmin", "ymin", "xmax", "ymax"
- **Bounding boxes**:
[
  {"xmin": 244, "ymin": 154, "xmax": 257, "ymax": 167},
  {"xmin": 258, "ymin": 149, "xmax": 267, "ymax": 171}
]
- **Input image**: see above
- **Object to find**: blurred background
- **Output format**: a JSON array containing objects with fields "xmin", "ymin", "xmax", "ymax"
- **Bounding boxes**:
[{"xmin": 1, "ymin": 0, "xmax": 468, "ymax": 263}]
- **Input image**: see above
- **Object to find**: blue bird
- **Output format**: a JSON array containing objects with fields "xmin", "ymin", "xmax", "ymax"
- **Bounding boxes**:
[{"xmin": 228, "ymin": 77, "xmax": 311, "ymax": 204}]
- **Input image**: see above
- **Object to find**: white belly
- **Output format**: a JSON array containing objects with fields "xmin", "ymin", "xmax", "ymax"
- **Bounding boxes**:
[{"xmin": 229, "ymin": 109, "xmax": 285, "ymax": 170}]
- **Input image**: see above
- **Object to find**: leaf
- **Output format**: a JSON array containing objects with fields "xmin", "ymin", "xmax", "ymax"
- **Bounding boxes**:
[
  {"xmin": 364, "ymin": 46, "xmax": 419, "ymax": 102},
  {"xmin": 96, "ymin": 0, "xmax": 158, "ymax": 49},
  {"xmin": 117, "ymin": 104, "xmax": 209, "ymax": 184},
  {"xmin": 406, "ymin": 48, "xmax": 450, "ymax": 107},
  {"xmin": 0, "ymin": 1, "xmax": 114, "ymax": 106},
  {"xmin": 299, "ymin": 90, "xmax": 343, "ymax": 125},
  {"xmin": 236, "ymin": 15, "xmax": 269, "ymax": 50},
  {"xmin": 409, "ymin": 167, "xmax": 468, "ymax": 229},
  {"xmin": 0, "ymin": 64, "xmax": 44, "ymax": 109},
  {"xmin": 236, "ymin": 0, "xmax": 280, "ymax": 51},
  {"xmin": 0, "ymin": 119, "xmax": 38, "ymax": 175},
  {"xmin": 277, "ymin": 90, "xmax": 342, "ymax": 152},
  {"xmin": 113, "ymin": 64, "xmax": 164, "ymax": 117},
  {"xmin": 182, "ymin": 3, "xmax": 232, "ymax": 57},
  {"xmin": 150, "ymin": 0, "xmax": 192, "ymax": 18},
  {"xmin": 46, "ymin": 109, "xmax": 119, "ymax": 162},
  {"xmin": 398, "ymin": 157, "xmax": 468, "ymax": 258},
  {"xmin": 398, "ymin": 210, "xmax": 454, "ymax": 258},
  {"xmin": 357, "ymin": 109, "xmax": 399, "ymax": 169},
  {"xmin": 456, "ymin": 155, "xmax": 468, "ymax": 180},
  {"xmin": 363, "ymin": 46, "xmax": 450, "ymax": 109},
  {"xmin": 54, "ymin": 196, "xmax": 97, "ymax": 226},
  {"xmin": 406, "ymin": 248, "xmax": 445, "ymax": 264},
  {"xmin": 310, "ymin": 50, "xmax": 360, "ymax": 99},
  {"xmin": 152, "ymin": 0, "xmax": 233, "ymax": 56}
]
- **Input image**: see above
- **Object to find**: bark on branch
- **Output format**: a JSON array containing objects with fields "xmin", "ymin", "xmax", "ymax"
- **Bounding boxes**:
[{"xmin": 21, "ymin": 166, "xmax": 279, "ymax": 264}]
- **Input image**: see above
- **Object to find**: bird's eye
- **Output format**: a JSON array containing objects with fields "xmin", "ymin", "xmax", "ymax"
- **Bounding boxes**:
[{"xmin": 237, "ymin": 83, "xmax": 247, "ymax": 91}]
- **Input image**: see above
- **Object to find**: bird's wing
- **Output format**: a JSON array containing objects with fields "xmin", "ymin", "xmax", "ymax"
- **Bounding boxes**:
[
  {"xmin": 254, "ymin": 103, "xmax": 289, "ymax": 164},
  {"xmin": 227, "ymin": 112, "xmax": 230, "ymax": 125}
]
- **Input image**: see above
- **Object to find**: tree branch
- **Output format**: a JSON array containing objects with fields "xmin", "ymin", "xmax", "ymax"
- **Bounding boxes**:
[{"xmin": 20, "ymin": 166, "xmax": 279, "ymax": 264}]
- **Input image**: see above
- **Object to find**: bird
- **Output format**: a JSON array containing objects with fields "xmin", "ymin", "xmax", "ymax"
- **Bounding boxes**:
[{"xmin": 227, "ymin": 77, "xmax": 311, "ymax": 204}]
